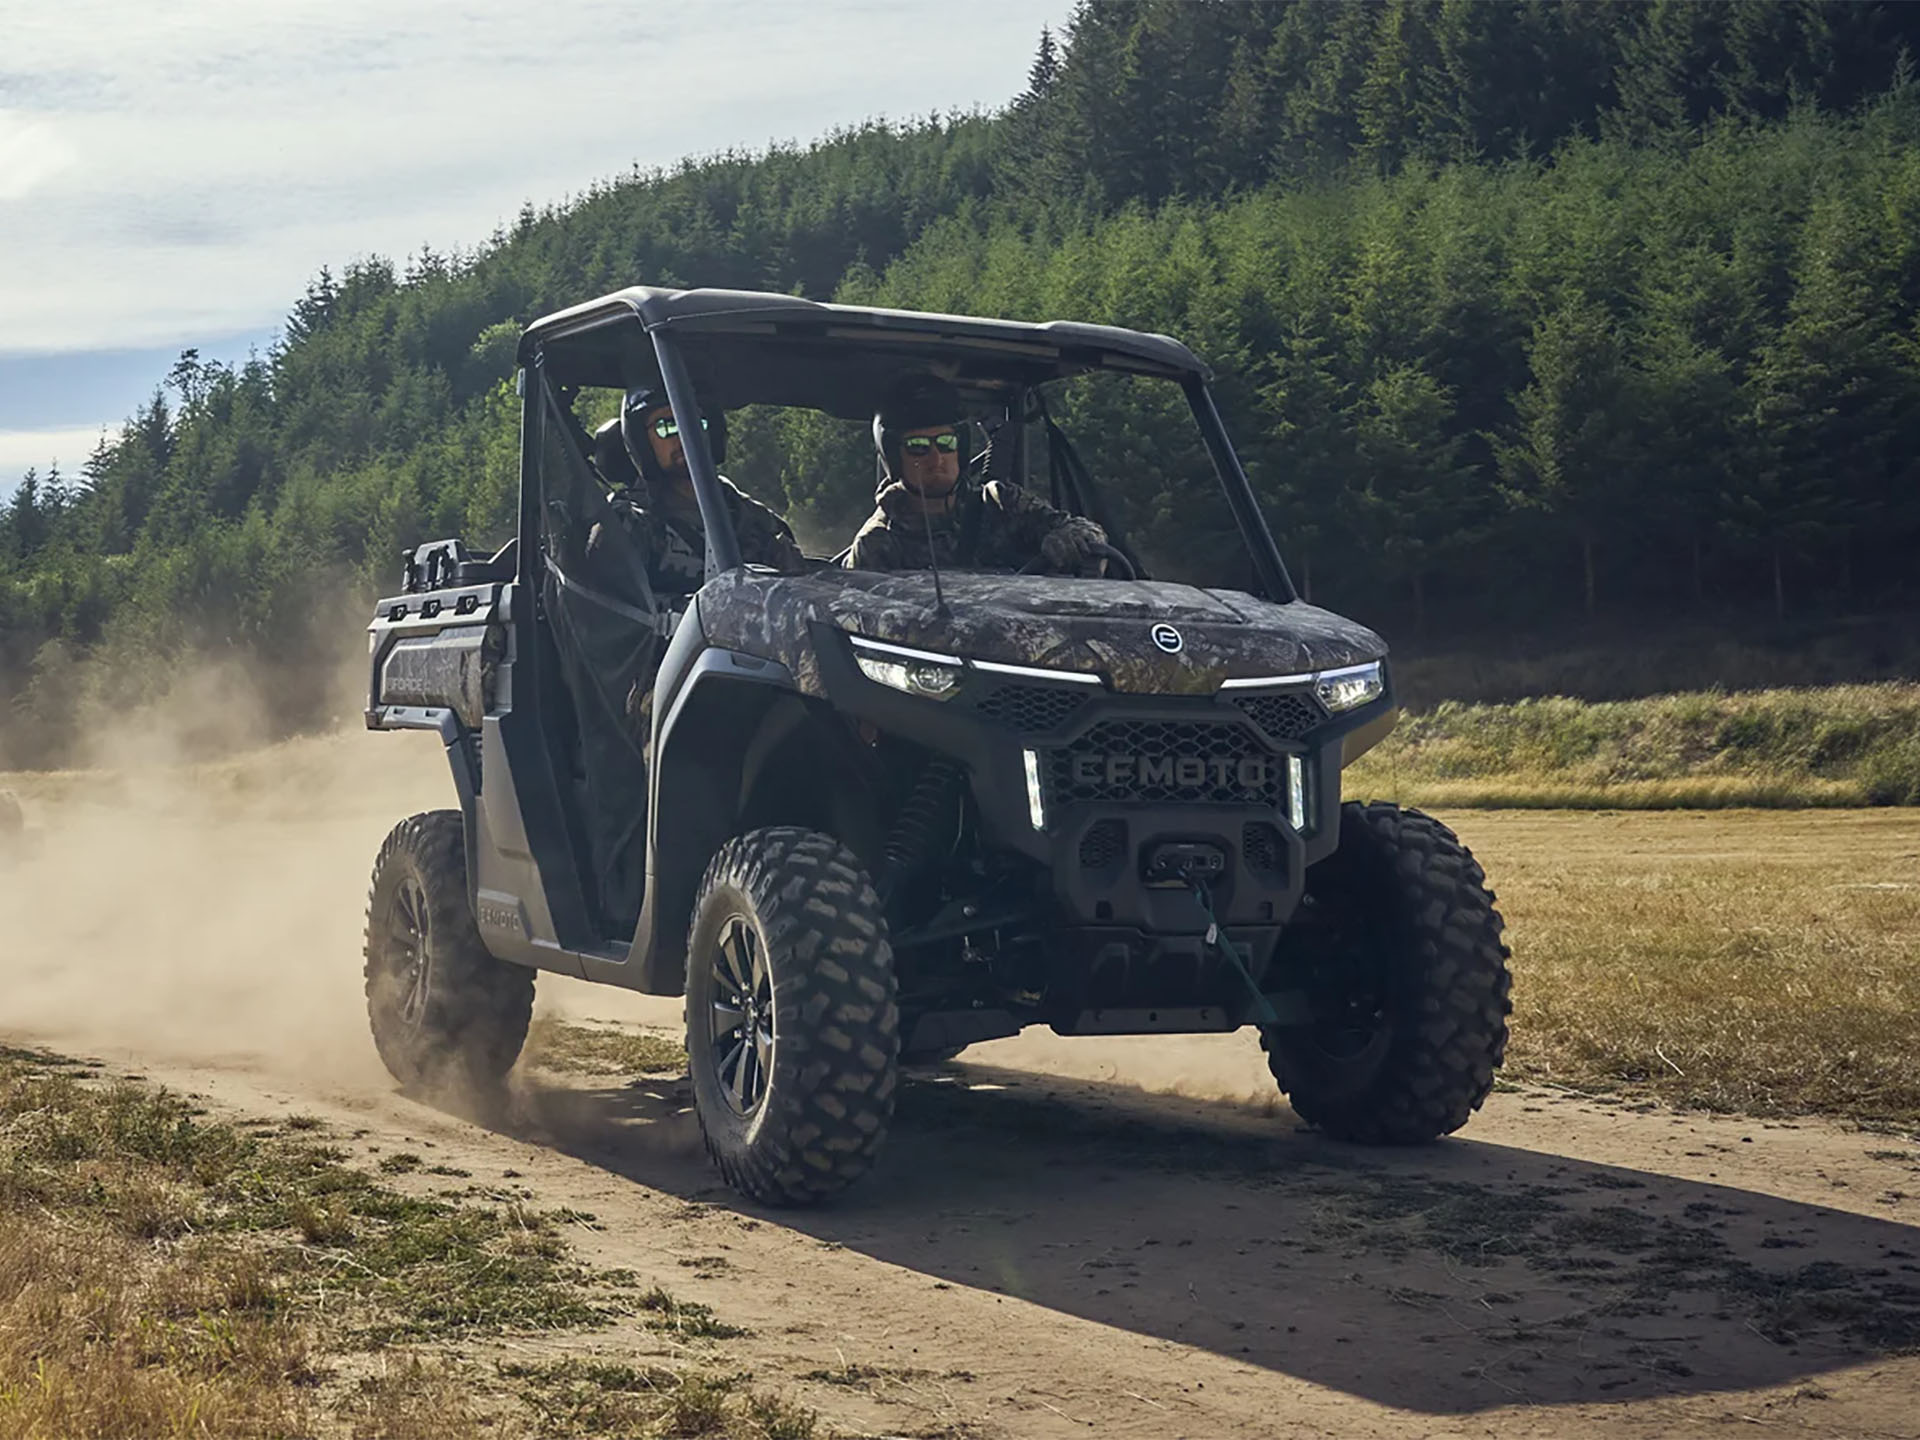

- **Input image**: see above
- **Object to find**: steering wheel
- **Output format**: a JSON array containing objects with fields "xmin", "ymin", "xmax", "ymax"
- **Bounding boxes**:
[{"xmin": 1016, "ymin": 541, "xmax": 1138, "ymax": 580}]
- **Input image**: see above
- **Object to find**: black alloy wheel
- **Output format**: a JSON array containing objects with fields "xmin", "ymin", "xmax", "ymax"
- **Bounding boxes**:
[
  {"xmin": 709, "ymin": 914, "xmax": 776, "ymax": 1115},
  {"xmin": 685, "ymin": 827, "xmax": 899, "ymax": 1206},
  {"xmin": 390, "ymin": 875, "xmax": 435, "ymax": 1029},
  {"xmin": 364, "ymin": 811, "xmax": 535, "ymax": 1091}
]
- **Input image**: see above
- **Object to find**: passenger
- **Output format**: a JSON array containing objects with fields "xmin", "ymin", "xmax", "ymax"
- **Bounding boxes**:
[
  {"xmin": 584, "ymin": 389, "xmax": 804, "ymax": 746},
  {"xmin": 842, "ymin": 378, "xmax": 1108, "ymax": 575},
  {"xmin": 591, "ymin": 386, "xmax": 805, "ymax": 598}
]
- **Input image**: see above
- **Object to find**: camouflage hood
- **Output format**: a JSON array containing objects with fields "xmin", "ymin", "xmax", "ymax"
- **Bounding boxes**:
[{"xmin": 698, "ymin": 569, "xmax": 1386, "ymax": 697}]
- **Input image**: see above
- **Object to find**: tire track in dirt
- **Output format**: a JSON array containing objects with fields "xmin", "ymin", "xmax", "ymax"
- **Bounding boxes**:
[{"xmin": 64, "ymin": 1021, "xmax": 1920, "ymax": 1440}]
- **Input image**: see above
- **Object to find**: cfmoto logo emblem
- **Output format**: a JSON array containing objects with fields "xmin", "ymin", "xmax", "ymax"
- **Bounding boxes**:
[{"xmin": 1151, "ymin": 623, "xmax": 1183, "ymax": 654}]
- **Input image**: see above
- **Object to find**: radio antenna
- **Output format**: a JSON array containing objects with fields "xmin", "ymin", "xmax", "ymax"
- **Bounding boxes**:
[{"xmin": 917, "ymin": 490, "xmax": 949, "ymax": 619}]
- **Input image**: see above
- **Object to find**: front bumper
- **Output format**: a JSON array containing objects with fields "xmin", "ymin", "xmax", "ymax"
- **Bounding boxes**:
[{"xmin": 813, "ymin": 622, "xmax": 1394, "ymax": 932}]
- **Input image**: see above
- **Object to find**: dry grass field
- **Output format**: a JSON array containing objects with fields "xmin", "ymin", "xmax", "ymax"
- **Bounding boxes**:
[{"xmin": 1452, "ymin": 807, "xmax": 1920, "ymax": 1124}]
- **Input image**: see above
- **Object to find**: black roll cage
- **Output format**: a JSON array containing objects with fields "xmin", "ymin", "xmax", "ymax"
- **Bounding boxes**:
[{"xmin": 513, "ymin": 287, "xmax": 1298, "ymax": 603}]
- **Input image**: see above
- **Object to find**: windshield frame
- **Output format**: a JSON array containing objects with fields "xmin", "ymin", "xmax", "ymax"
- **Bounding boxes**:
[{"xmin": 520, "ymin": 302, "xmax": 1298, "ymax": 603}]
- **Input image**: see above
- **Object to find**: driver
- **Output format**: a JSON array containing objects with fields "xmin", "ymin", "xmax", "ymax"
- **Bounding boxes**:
[
  {"xmin": 591, "ymin": 386, "xmax": 805, "ymax": 598},
  {"xmin": 842, "ymin": 378, "xmax": 1108, "ymax": 575}
]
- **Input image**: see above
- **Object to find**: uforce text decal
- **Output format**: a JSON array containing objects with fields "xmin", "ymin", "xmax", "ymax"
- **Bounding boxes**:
[
  {"xmin": 477, "ymin": 899, "xmax": 524, "ymax": 933},
  {"xmin": 1071, "ymin": 753, "xmax": 1268, "ymax": 788}
]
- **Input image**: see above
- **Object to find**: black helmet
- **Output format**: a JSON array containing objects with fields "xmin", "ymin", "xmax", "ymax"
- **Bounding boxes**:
[
  {"xmin": 872, "ymin": 376, "xmax": 966, "ymax": 483},
  {"xmin": 592, "ymin": 417, "xmax": 638, "ymax": 489},
  {"xmin": 619, "ymin": 386, "xmax": 726, "ymax": 485}
]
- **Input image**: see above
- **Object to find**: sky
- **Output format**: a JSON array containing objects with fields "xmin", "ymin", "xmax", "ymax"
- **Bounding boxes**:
[{"xmin": 0, "ymin": 0, "xmax": 1074, "ymax": 488}]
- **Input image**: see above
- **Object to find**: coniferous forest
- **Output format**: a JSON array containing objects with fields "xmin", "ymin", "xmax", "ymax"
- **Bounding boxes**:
[{"xmin": 5, "ymin": 0, "xmax": 1920, "ymax": 765}]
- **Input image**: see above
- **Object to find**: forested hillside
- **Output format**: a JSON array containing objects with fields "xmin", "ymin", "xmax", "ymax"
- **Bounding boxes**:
[{"xmin": 5, "ymin": 0, "xmax": 1919, "ymax": 766}]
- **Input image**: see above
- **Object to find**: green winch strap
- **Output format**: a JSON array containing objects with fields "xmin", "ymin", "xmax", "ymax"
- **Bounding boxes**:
[{"xmin": 1191, "ymin": 880, "xmax": 1282, "ymax": 1028}]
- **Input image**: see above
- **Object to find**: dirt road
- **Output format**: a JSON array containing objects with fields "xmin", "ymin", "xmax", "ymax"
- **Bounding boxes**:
[{"xmin": 4, "ymin": 735, "xmax": 1918, "ymax": 1438}]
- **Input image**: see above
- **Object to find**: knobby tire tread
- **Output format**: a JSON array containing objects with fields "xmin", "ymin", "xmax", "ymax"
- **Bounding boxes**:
[
  {"xmin": 690, "ymin": 827, "xmax": 899, "ymax": 1206},
  {"xmin": 364, "ymin": 810, "xmax": 534, "ymax": 1089},
  {"xmin": 1264, "ymin": 801, "xmax": 1512, "ymax": 1144}
]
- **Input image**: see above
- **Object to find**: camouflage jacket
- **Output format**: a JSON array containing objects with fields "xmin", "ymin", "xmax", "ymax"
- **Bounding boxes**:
[
  {"xmin": 610, "ymin": 476, "xmax": 805, "ymax": 597},
  {"xmin": 843, "ymin": 479, "xmax": 1104, "ymax": 574}
]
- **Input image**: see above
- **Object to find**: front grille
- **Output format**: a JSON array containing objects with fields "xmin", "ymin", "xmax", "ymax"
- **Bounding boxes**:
[
  {"xmin": 1079, "ymin": 819, "xmax": 1128, "ymax": 869},
  {"xmin": 1232, "ymin": 690, "xmax": 1327, "ymax": 742},
  {"xmin": 976, "ymin": 682, "xmax": 1088, "ymax": 734},
  {"xmin": 1047, "ymin": 719, "xmax": 1283, "ymax": 807},
  {"xmin": 1242, "ymin": 821, "xmax": 1283, "ymax": 875}
]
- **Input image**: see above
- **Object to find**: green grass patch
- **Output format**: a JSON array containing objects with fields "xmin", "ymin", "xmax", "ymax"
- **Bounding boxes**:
[
  {"xmin": 1351, "ymin": 683, "xmax": 1920, "ymax": 808},
  {"xmin": 633, "ymin": 1283, "xmax": 749, "ymax": 1340},
  {"xmin": 501, "ymin": 1358, "xmax": 818, "ymax": 1439},
  {"xmin": 525, "ymin": 1018, "xmax": 687, "ymax": 1076},
  {"xmin": 0, "ymin": 1046, "xmax": 784, "ymax": 1436},
  {"xmin": 0, "ymin": 1059, "xmax": 611, "ymax": 1343}
]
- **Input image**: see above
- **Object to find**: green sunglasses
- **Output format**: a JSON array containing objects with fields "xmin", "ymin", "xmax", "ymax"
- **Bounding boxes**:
[
  {"xmin": 900, "ymin": 432, "xmax": 960, "ymax": 457},
  {"xmin": 651, "ymin": 415, "xmax": 709, "ymax": 439}
]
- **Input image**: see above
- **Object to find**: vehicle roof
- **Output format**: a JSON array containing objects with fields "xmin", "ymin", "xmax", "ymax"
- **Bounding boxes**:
[{"xmin": 516, "ymin": 286, "xmax": 1210, "ymax": 415}]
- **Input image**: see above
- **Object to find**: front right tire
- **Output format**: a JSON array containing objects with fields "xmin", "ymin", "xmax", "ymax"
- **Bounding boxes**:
[{"xmin": 686, "ymin": 827, "xmax": 899, "ymax": 1206}]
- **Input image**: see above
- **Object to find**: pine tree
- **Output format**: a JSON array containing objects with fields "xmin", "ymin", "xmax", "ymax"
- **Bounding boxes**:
[
  {"xmin": 1495, "ymin": 302, "xmax": 1642, "ymax": 619},
  {"xmin": 7, "ymin": 471, "xmax": 46, "ymax": 561},
  {"xmin": 1351, "ymin": 363, "xmax": 1481, "ymax": 633},
  {"xmin": 284, "ymin": 267, "xmax": 338, "ymax": 344},
  {"xmin": 1739, "ymin": 193, "xmax": 1912, "ymax": 616},
  {"xmin": 1027, "ymin": 25, "xmax": 1061, "ymax": 100}
]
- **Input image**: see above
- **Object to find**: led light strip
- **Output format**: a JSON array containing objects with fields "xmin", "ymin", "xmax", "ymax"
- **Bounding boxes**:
[
  {"xmin": 847, "ymin": 635, "xmax": 963, "ymax": 667},
  {"xmin": 971, "ymin": 658, "xmax": 1103, "ymax": 685},
  {"xmin": 1311, "ymin": 660, "xmax": 1382, "ymax": 687},
  {"xmin": 1022, "ymin": 749, "xmax": 1047, "ymax": 831},
  {"xmin": 1217, "ymin": 670, "xmax": 1317, "ymax": 691}
]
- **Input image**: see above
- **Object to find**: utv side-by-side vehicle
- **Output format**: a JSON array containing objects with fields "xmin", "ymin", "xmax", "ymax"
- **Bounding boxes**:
[{"xmin": 361, "ymin": 286, "xmax": 1512, "ymax": 1205}]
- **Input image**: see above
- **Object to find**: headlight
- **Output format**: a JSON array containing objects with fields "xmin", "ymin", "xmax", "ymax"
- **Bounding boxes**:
[
  {"xmin": 1314, "ymin": 660, "xmax": 1385, "ymax": 713},
  {"xmin": 849, "ymin": 637, "xmax": 965, "ymax": 700}
]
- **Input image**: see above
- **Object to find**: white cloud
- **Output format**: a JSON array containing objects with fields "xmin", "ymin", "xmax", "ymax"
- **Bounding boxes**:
[
  {"xmin": 2, "ymin": 0, "xmax": 1075, "ymax": 355},
  {"xmin": 0, "ymin": 112, "xmax": 77, "ymax": 201},
  {"xmin": 0, "ymin": 424, "xmax": 117, "ymax": 480}
]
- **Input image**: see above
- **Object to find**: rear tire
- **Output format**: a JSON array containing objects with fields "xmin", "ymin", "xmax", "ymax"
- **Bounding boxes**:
[
  {"xmin": 364, "ymin": 811, "xmax": 534, "ymax": 1090},
  {"xmin": 686, "ymin": 827, "xmax": 898, "ymax": 1206},
  {"xmin": 1263, "ymin": 801, "xmax": 1511, "ymax": 1144}
]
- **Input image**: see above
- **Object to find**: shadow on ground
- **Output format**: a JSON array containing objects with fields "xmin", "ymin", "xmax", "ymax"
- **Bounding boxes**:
[{"xmin": 444, "ymin": 1062, "xmax": 1920, "ymax": 1415}]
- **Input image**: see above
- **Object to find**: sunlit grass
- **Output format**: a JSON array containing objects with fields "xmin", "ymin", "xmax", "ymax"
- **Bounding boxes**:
[
  {"xmin": 0, "ymin": 1049, "xmax": 799, "ymax": 1438},
  {"xmin": 524, "ymin": 1018, "xmax": 686, "ymax": 1077},
  {"xmin": 1454, "ymin": 808, "xmax": 1920, "ymax": 1123},
  {"xmin": 1353, "ymin": 683, "xmax": 1920, "ymax": 808}
]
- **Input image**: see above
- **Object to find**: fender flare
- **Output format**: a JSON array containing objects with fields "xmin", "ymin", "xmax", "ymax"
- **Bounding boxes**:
[{"xmin": 628, "ymin": 651, "xmax": 796, "ymax": 994}]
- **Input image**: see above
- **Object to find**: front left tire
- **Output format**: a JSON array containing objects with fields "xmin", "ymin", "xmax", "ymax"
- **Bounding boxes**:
[{"xmin": 686, "ymin": 827, "xmax": 899, "ymax": 1206}]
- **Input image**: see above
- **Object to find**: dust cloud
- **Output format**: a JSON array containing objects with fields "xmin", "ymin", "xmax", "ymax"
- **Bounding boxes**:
[
  {"xmin": 969, "ymin": 1028, "xmax": 1280, "ymax": 1109},
  {"xmin": 0, "ymin": 709, "xmax": 444, "ymax": 1081}
]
